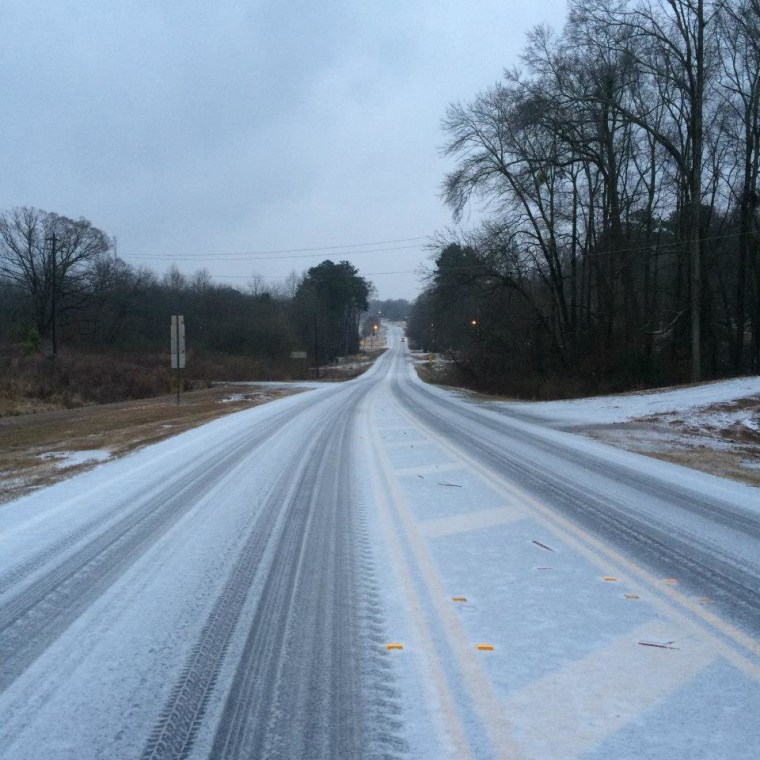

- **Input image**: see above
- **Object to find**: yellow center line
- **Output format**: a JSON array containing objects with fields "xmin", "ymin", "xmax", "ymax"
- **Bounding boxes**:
[
  {"xmin": 366, "ymin": 389, "xmax": 527, "ymax": 760},
  {"xmin": 361, "ymin": 414, "xmax": 474, "ymax": 759}
]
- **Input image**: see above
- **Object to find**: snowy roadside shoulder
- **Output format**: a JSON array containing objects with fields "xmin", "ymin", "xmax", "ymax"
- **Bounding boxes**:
[
  {"xmin": 493, "ymin": 376, "xmax": 760, "ymax": 487},
  {"xmin": 0, "ymin": 384, "xmax": 308, "ymax": 504},
  {"xmin": 492, "ymin": 376, "xmax": 760, "ymax": 426},
  {"xmin": 408, "ymin": 354, "xmax": 760, "ymax": 487}
]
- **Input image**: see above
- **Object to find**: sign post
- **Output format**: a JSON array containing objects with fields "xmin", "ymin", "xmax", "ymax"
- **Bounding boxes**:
[{"xmin": 171, "ymin": 315, "xmax": 185, "ymax": 405}]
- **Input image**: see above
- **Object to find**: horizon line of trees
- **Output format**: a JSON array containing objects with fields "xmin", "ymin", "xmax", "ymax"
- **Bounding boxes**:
[
  {"xmin": 0, "ymin": 206, "xmax": 374, "ymax": 373},
  {"xmin": 409, "ymin": 0, "xmax": 760, "ymax": 396}
]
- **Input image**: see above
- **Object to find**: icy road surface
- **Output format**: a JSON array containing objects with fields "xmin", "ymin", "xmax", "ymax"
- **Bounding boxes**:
[{"xmin": 0, "ymin": 327, "xmax": 759, "ymax": 759}]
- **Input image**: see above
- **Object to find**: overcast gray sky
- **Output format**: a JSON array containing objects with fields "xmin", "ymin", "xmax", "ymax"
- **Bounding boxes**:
[{"xmin": 1, "ymin": 1, "xmax": 568, "ymax": 300}]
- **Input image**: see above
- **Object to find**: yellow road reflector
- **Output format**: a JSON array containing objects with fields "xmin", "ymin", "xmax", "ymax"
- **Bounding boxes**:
[
  {"xmin": 475, "ymin": 643, "xmax": 494, "ymax": 651},
  {"xmin": 451, "ymin": 596, "xmax": 467, "ymax": 603},
  {"xmin": 624, "ymin": 594, "xmax": 640, "ymax": 600},
  {"xmin": 664, "ymin": 578, "xmax": 679, "ymax": 585},
  {"xmin": 603, "ymin": 576, "xmax": 618, "ymax": 582},
  {"xmin": 385, "ymin": 642, "xmax": 404, "ymax": 651}
]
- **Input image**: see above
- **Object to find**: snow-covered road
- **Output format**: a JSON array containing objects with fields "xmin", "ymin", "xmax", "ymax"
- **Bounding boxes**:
[{"xmin": 1, "ymin": 326, "xmax": 758, "ymax": 759}]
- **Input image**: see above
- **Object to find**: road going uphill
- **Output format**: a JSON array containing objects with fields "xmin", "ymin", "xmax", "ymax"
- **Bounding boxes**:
[{"xmin": 1, "ymin": 326, "xmax": 758, "ymax": 759}]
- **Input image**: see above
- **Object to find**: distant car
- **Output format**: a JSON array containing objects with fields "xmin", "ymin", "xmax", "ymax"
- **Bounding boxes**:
[{"xmin": 400, "ymin": 337, "xmax": 406, "ymax": 342}]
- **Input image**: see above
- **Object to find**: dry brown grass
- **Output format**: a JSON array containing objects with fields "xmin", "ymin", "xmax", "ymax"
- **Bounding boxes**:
[
  {"xmin": 646, "ymin": 449, "xmax": 760, "ymax": 487},
  {"xmin": 581, "ymin": 395, "xmax": 760, "ymax": 487},
  {"xmin": 0, "ymin": 346, "xmax": 316, "ymax": 415},
  {"xmin": 0, "ymin": 384, "xmax": 303, "ymax": 503},
  {"xmin": 0, "ymin": 346, "xmax": 386, "ymax": 503}
]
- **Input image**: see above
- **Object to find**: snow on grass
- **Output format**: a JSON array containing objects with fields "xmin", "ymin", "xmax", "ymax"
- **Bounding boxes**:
[
  {"xmin": 496, "ymin": 376, "xmax": 760, "ymax": 426},
  {"xmin": 482, "ymin": 375, "xmax": 760, "ymax": 485},
  {"xmin": 217, "ymin": 392, "xmax": 276, "ymax": 404},
  {"xmin": 0, "ymin": 475, "xmax": 33, "ymax": 490},
  {"xmin": 37, "ymin": 449, "xmax": 112, "ymax": 469}
]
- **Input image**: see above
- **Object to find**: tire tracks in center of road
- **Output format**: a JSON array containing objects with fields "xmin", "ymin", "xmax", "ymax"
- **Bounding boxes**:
[{"xmin": 142, "ymin": 385, "xmax": 408, "ymax": 760}]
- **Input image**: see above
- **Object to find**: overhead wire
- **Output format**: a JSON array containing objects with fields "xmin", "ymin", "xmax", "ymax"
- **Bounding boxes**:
[
  {"xmin": 120, "ymin": 236, "xmax": 430, "ymax": 262},
  {"xmin": 117, "ymin": 227, "xmax": 757, "ymax": 285},
  {"xmin": 211, "ymin": 268, "xmax": 420, "ymax": 280},
  {"xmin": 115, "ymin": 233, "xmax": 432, "ymax": 284}
]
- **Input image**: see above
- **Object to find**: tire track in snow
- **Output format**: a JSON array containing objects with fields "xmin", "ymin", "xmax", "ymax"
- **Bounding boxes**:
[
  {"xmin": 139, "ymin": 419, "xmax": 327, "ymax": 760},
  {"xmin": 0, "ymin": 408, "xmax": 297, "ymax": 692},
  {"xmin": 398, "ymin": 378, "xmax": 760, "ymax": 536},
  {"xmin": 0, "ymin": 404, "xmax": 300, "ymax": 600},
  {"xmin": 142, "ymin": 386, "xmax": 407, "ymax": 760},
  {"xmin": 393, "ymin": 378, "xmax": 760, "ymax": 637},
  {"xmin": 391, "ymin": 375, "xmax": 760, "ymax": 675}
]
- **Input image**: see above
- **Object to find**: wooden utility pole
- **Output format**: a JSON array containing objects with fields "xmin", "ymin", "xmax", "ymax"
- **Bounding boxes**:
[
  {"xmin": 690, "ymin": 0, "xmax": 705, "ymax": 383},
  {"xmin": 47, "ymin": 233, "xmax": 58, "ymax": 358},
  {"xmin": 313, "ymin": 310, "xmax": 320, "ymax": 379}
]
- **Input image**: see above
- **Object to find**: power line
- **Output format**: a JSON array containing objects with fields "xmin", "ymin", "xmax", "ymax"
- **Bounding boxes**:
[
  {"xmin": 120, "ymin": 236, "xmax": 430, "ymax": 262},
  {"xmin": 211, "ymin": 269, "xmax": 420, "ymax": 281},
  {"xmin": 124, "ymin": 243, "xmax": 427, "ymax": 263}
]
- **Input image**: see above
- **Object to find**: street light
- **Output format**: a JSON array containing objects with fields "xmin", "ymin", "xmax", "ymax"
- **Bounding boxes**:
[{"xmin": 470, "ymin": 317, "xmax": 481, "ymax": 350}]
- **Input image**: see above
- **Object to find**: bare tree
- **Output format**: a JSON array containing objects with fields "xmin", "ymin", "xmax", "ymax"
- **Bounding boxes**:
[
  {"xmin": 0, "ymin": 207, "xmax": 111, "ymax": 354},
  {"xmin": 162, "ymin": 264, "xmax": 189, "ymax": 292},
  {"xmin": 283, "ymin": 270, "xmax": 304, "ymax": 300},
  {"xmin": 247, "ymin": 273, "xmax": 268, "ymax": 297},
  {"xmin": 190, "ymin": 268, "xmax": 213, "ymax": 293},
  {"xmin": 717, "ymin": 0, "xmax": 760, "ymax": 369},
  {"xmin": 572, "ymin": 0, "xmax": 719, "ymax": 379},
  {"xmin": 433, "ymin": 0, "xmax": 760, "ymax": 390}
]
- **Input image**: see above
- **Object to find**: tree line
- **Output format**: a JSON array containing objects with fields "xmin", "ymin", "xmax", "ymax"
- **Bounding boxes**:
[
  {"xmin": 0, "ymin": 206, "xmax": 371, "ymax": 376},
  {"xmin": 409, "ymin": 0, "xmax": 760, "ymax": 396}
]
